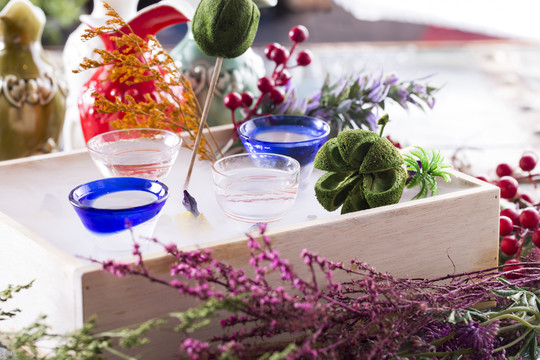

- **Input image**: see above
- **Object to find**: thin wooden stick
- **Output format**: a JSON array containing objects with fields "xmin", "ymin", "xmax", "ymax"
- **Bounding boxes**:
[{"xmin": 183, "ymin": 57, "xmax": 224, "ymax": 191}]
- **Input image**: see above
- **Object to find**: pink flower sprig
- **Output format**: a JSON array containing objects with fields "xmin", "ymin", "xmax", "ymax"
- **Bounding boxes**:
[
  {"xmin": 223, "ymin": 25, "xmax": 312, "ymax": 136},
  {"xmin": 88, "ymin": 224, "xmax": 540, "ymax": 359}
]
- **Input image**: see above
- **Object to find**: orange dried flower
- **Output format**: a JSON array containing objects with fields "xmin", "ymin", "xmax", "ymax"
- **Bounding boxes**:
[{"xmin": 75, "ymin": 3, "xmax": 218, "ymax": 161}]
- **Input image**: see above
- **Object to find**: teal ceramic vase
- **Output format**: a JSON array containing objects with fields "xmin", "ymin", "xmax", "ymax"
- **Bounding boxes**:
[{"xmin": 0, "ymin": 0, "xmax": 66, "ymax": 160}]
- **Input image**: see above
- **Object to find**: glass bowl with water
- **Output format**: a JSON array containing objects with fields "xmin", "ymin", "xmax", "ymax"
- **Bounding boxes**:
[
  {"xmin": 211, "ymin": 153, "xmax": 300, "ymax": 223},
  {"xmin": 86, "ymin": 128, "xmax": 182, "ymax": 180},
  {"xmin": 69, "ymin": 177, "xmax": 169, "ymax": 251},
  {"xmin": 238, "ymin": 115, "xmax": 330, "ymax": 184}
]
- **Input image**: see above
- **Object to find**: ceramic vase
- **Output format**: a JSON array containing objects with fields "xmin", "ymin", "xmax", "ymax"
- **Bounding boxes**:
[
  {"xmin": 62, "ymin": 0, "xmax": 139, "ymax": 150},
  {"xmin": 170, "ymin": 22, "xmax": 265, "ymax": 127},
  {"xmin": 77, "ymin": 1, "xmax": 196, "ymax": 143},
  {"xmin": 0, "ymin": 0, "xmax": 66, "ymax": 160}
]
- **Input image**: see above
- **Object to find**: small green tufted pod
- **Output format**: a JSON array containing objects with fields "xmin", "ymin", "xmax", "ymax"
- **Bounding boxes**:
[
  {"xmin": 336, "ymin": 129, "xmax": 379, "ymax": 168},
  {"xmin": 313, "ymin": 128, "xmax": 407, "ymax": 214},
  {"xmin": 314, "ymin": 172, "xmax": 360, "ymax": 212},
  {"xmin": 358, "ymin": 137, "xmax": 403, "ymax": 174},
  {"xmin": 340, "ymin": 181, "xmax": 370, "ymax": 214},
  {"xmin": 192, "ymin": 0, "xmax": 260, "ymax": 59},
  {"xmin": 362, "ymin": 167, "xmax": 407, "ymax": 208},
  {"xmin": 314, "ymin": 138, "xmax": 355, "ymax": 172}
]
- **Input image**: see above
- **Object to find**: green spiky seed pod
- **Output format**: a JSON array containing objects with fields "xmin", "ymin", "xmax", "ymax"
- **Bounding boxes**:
[
  {"xmin": 192, "ymin": 0, "xmax": 260, "ymax": 59},
  {"xmin": 314, "ymin": 138, "xmax": 355, "ymax": 172}
]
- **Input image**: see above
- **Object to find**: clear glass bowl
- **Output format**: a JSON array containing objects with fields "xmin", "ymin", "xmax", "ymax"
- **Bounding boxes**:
[
  {"xmin": 212, "ymin": 153, "xmax": 300, "ymax": 223},
  {"xmin": 238, "ymin": 115, "xmax": 330, "ymax": 184},
  {"xmin": 69, "ymin": 177, "xmax": 169, "ymax": 251},
  {"xmin": 86, "ymin": 128, "xmax": 182, "ymax": 180}
]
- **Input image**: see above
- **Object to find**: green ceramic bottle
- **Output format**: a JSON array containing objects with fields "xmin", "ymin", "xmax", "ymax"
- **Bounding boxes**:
[{"xmin": 0, "ymin": 0, "xmax": 66, "ymax": 160}]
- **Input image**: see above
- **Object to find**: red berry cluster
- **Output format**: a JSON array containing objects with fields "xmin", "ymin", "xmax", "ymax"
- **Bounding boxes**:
[
  {"xmin": 223, "ymin": 25, "xmax": 312, "ymax": 133},
  {"xmin": 478, "ymin": 151, "xmax": 540, "ymax": 278}
]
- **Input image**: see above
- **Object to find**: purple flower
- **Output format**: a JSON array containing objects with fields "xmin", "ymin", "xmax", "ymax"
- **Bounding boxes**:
[
  {"xmin": 412, "ymin": 83, "xmax": 426, "ymax": 96},
  {"xmin": 427, "ymin": 96, "xmax": 436, "ymax": 109},
  {"xmin": 394, "ymin": 87, "xmax": 410, "ymax": 109},
  {"xmin": 384, "ymin": 73, "xmax": 399, "ymax": 86},
  {"xmin": 454, "ymin": 321, "xmax": 498, "ymax": 360},
  {"xmin": 331, "ymin": 78, "xmax": 348, "ymax": 97}
]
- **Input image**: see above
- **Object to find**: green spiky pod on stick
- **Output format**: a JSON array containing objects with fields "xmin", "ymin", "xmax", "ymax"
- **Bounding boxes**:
[{"xmin": 183, "ymin": 0, "xmax": 260, "ymax": 215}]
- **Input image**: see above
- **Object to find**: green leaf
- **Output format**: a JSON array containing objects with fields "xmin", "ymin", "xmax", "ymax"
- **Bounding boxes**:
[{"xmin": 404, "ymin": 147, "xmax": 452, "ymax": 200}]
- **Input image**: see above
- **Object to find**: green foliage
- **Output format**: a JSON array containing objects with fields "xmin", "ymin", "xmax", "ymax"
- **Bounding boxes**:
[
  {"xmin": 101, "ymin": 317, "xmax": 166, "ymax": 349},
  {"xmin": 0, "ymin": 281, "xmax": 33, "ymax": 321},
  {"xmin": 403, "ymin": 147, "xmax": 452, "ymax": 200},
  {"xmin": 0, "ymin": 0, "xmax": 86, "ymax": 45},
  {"xmin": 170, "ymin": 295, "xmax": 248, "ymax": 333}
]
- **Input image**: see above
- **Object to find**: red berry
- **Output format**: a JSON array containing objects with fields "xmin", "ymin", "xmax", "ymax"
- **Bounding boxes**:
[
  {"xmin": 264, "ymin": 43, "xmax": 279, "ymax": 60},
  {"xmin": 271, "ymin": 47, "xmax": 289, "ymax": 65},
  {"xmin": 519, "ymin": 191, "xmax": 534, "ymax": 204},
  {"xmin": 499, "ymin": 216, "xmax": 514, "ymax": 236},
  {"xmin": 496, "ymin": 163, "xmax": 513, "ymax": 177},
  {"xmin": 519, "ymin": 207, "xmax": 540, "ymax": 229},
  {"xmin": 223, "ymin": 92, "xmax": 242, "ymax": 110},
  {"xmin": 519, "ymin": 153, "xmax": 537, "ymax": 172},
  {"xmin": 500, "ymin": 236, "xmax": 519, "ymax": 255},
  {"xmin": 257, "ymin": 77, "xmax": 274, "ymax": 93},
  {"xmin": 288, "ymin": 25, "xmax": 309, "ymax": 43},
  {"xmin": 269, "ymin": 88, "xmax": 284, "ymax": 104},
  {"xmin": 240, "ymin": 92, "xmax": 253, "ymax": 108},
  {"xmin": 497, "ymin": 176, "xmax": 518, "ymax": 199},
  {"xmin": 296, "ymin": 50, "xmax": 312, "ymax": 66},
  {"xmin": 501, "ymin": 208, "xmax": 521, "ymax": 226},
  {"xmin": 275, "ymin": 70, "xmax": 292, "ymax": 86},
  {"xmin": 532, "ymin": 229, "xmax": 540, "ymax": 248},
  {"xmin": 476, "ymin": 175, "xmax": 490, "ymax": 183},
  {"xmin": 503, "ymin": 258, "xmax": 524, "ymax": 279}
]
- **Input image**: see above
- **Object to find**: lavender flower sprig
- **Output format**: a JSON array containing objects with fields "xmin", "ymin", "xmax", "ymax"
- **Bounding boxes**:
[{"xmin": 273, "ymin": 72, "xmax": 438, "ymax": 138}]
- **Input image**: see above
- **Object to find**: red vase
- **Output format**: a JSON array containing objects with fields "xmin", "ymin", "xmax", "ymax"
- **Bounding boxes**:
[{"xmin": 78, "ymin": 4, "xmax": 191, "ymax": 143}]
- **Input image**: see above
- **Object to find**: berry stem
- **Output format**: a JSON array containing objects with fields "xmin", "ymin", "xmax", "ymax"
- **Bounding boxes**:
[{"xmin": 514, "ymin": 228, "xmax": 531, "ymax": 259}]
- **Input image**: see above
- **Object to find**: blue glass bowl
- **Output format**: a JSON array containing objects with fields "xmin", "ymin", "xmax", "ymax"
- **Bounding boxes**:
[
  {"xmin": 238, "ymin": 115, "xmax": 330, "ymax": 183},
  {"xmin": 69, "ymin": 177, "xmax": 169, "ymax": 234}
]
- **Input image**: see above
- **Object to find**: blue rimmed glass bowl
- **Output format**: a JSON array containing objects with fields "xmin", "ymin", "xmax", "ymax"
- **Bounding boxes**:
[
  {"xmin": 69, "ymin": 177, "xmax": 169, "ymax": 251},
  {"xmin": 238, "ymin": 115, "xmax": 330, "ymax": 184}
]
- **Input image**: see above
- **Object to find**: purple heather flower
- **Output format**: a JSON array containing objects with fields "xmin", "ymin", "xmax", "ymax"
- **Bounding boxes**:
[{"xmin": 454, "ymin": 321, "xmax": 498, "ymax": 360}]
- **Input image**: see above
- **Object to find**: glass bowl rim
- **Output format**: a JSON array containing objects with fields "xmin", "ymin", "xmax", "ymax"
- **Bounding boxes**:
[
  {"xmin": 69, "ymin": 177, "xmax": 169, "ymax": 214},
  {"xmin": 86, "ymin": 128, "xmax": 182, "ymax": 156},
  {"xmin": 238, "ymin": 115, "xmax": 331, "ymax": 145},
  {"xmin": 211, "ymin": 152, "xmax": 301, "ymax": 179}
]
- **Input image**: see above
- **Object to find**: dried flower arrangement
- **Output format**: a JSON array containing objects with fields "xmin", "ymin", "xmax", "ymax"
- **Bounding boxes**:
[
  {"xmin": 2, "ymin": 220, "xmax": 540, "ymax": 359},
  {"xmin": 4, "ymin": 3, "xmax": 540, "ymax": 360},
  {"xmin": 75, "ymin": 3, "xmax": 218, "ymax": 162}
]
